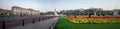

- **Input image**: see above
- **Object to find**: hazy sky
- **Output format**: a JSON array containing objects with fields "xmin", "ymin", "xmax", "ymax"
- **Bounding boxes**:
[{"xmin": 0, "ymin": 0, "xmax": 120, "ymax": 12}]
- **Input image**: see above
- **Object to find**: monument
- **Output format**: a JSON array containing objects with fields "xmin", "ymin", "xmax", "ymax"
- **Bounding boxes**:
[{"xmin": 54, "ymin": 9, "xmax": 58, "ymax": 16}]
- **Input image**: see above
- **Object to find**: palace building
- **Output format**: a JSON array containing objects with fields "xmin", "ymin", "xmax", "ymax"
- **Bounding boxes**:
[{"xmin": 11, "ymin": 6, "xmax": 40, "ymax": 16}]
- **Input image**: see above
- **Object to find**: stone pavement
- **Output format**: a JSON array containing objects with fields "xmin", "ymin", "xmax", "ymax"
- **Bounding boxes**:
[{"xmin": 10, "ymin": 17, "xmax": 59, "ymax": 29}]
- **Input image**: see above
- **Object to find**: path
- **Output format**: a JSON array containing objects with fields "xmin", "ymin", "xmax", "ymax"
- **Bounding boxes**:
[{"xmin": 10, "ymin": 17, "xmax": 59, "ymax": 29}]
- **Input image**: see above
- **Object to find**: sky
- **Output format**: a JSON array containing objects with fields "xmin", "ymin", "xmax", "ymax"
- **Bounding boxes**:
[{"xmin": 0, "ymin": 0, "xmax": 120, "ymax": 12}]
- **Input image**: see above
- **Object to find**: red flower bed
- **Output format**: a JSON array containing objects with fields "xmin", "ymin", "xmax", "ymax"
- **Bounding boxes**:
[{"xmin": 65, "ymin": 16, "xmax": 120, "ymax": 24}]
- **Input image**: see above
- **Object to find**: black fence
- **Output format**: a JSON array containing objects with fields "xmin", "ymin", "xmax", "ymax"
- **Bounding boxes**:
[{"xmin": 0, "ymin": 16, "xmax": 57, "ymax": 29}]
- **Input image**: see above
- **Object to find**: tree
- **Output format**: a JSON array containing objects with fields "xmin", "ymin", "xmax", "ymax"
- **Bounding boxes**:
[{"xmin": 45, "ymin": 11, "xmax": 54, "ymax": 15}]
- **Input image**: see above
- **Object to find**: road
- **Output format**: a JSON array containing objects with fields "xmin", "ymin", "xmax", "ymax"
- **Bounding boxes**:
[{"xmin": 10, "ymin": 17, "xmax": 59, "ymax": 29}]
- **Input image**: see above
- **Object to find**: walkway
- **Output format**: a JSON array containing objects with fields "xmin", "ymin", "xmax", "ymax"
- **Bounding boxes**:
[{"xmin": 10, "ymin": 17, "xmax": 59, "ymax": 29}]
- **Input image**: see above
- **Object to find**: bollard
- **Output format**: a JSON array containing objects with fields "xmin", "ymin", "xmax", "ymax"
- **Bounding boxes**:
[
  {"xmin": 22, "ymin": 20, "xmax": 24, "ymax": 26},
  {"xmin": 42, "ymin": 17, "xmax": 44, "ymax": 21},
  {"xmin": 39, "ymin": 18, "xmax": 40, "ymax": 22},
  {"xmin": 2, "ymin": 21, "xmax": 5, "ymax": 29},
  {"xmin": 33, "ymin": 18, "xmax": 34, "ymax": 24}
]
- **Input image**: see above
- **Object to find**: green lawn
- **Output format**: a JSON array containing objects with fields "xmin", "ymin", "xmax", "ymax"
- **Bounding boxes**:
[{"xmin": 54, "ymin": 17, "xmax": 120, "ymax": 29}]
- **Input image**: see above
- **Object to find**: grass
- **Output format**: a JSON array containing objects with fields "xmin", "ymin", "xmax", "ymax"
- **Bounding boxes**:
[{"xmin": 54, "ymin": 17, "xmax": 120, "ymax": 29}]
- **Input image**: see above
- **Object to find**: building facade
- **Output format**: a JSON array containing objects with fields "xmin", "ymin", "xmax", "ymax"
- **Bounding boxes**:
[
  {"xmin": 11, "ymin": 6, "xmax": 40, "ymax": 16},
  {"xmin": 0, "ymin": 8, "xmax": 11, "ymax": 16}
]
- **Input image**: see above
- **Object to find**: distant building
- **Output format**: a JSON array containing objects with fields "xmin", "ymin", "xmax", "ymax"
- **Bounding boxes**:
[
  {"xmin": 0, "ymin": 8, "xmax": 11, "ymax": 16},
  {"xmin": 11, "ymin": 6, "xmax": 40, "ymax": 16}
]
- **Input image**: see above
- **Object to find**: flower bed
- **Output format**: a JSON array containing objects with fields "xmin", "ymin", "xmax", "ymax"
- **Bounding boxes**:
[{"xmin": 66, "ymin": 16, "xmax": 120, "ymax": 24}]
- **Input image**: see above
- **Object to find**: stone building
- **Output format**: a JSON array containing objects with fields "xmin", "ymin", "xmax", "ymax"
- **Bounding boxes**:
[
  {"xmin": 11, "ymin": 6, "xmax": 40, "ymax": 16},
  {"xmin": 0, "ymin": 8, "xmax": 11, "ymax": 16}
]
